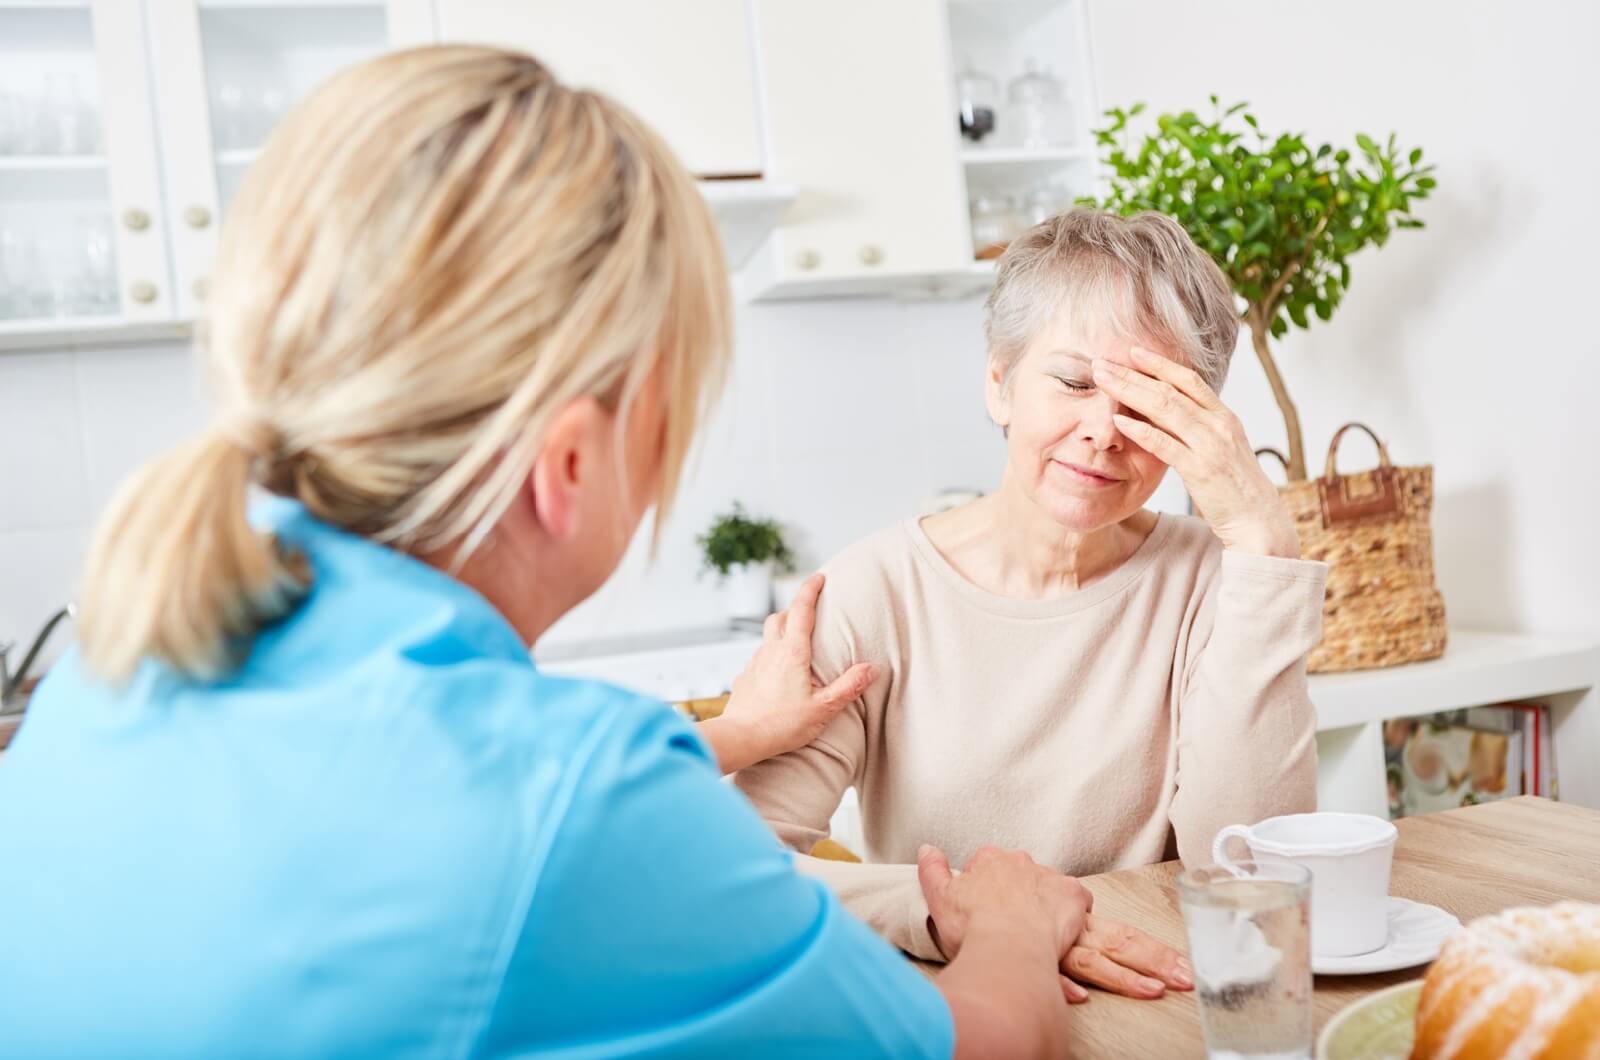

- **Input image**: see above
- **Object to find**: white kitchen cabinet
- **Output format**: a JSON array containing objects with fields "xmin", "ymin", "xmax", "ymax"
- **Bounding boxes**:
[
  {"xmin": 430, "ymin": 0, "xmax": 763, "ymax": 178},
  {"xmin": 738, "ymin": 0, "xmax": 971, "ymax": 300},
  {"xmin": 0, "ymin": 0, "xmax": 174, "ymax": 339},
  {"xmin": 741, "ymin": 0, "xmax": 1102, "ymax": 300},
  {"xmin": 0, "ymin": 0, "xmax": 426, "ymax": 350},
  {"xmin": 144, "ymin": 0, "xmax": 425, "ymax": 322}
]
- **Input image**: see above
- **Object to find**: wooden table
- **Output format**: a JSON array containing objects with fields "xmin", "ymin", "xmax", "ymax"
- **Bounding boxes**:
[{"xmin": 934, "ymin": 798, "xmax": 1600, "ymax": 1058}]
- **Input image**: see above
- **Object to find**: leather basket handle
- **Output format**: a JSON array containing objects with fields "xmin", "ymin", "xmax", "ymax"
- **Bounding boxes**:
[
  {"xmin": 1318, "ymin": 422, "xmax": 1401, "ymax": 527},
  {"xmin": 1323, "ymin": 422, "xmax": 1393, "ymax": 482}
]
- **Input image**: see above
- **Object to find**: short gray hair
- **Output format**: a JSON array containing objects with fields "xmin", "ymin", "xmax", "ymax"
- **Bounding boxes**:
[{"xmin": 983, "ymin": 208, "xmax": 1239, "ymax": 390}]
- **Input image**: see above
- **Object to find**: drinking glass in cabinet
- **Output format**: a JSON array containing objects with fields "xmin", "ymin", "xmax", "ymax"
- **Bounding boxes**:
[
  {"xmin": 970, "ymin": 193, "xmax": 1020, "ymax": 260},
  {"xmin": 0, "ymin": 76, "xmax": 100, "ymax": 157},
  {"xmin": 66, "ymin": 214, "xmax": 117, "ymax": 317},
  {"xmin": 0, "ymin": 214, "xmax": 118, "ymax": 321},
  {"xmin": 0, "ymin": 228, "xmax": 51, "ymax": 319},
  {"xmin": 955, "ymin": 61, "xmax": 998, "ymax": 144},
  {"xmin": 1007, "ymin": 59, "xmax": 1074, "ymax": 149},
  {"xmin": 1022, "ymin": 181, "xmax": 1070, "ymax": 227}
]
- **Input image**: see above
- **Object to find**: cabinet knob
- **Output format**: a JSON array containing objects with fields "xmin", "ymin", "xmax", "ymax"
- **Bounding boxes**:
[
  {"xmin": 183, "ymin": 205, "xmax": 213, "ymax": 230},
  {"xmin": 858, "ymin": 244, "xmax": 884, "ymax": 266},
  {"xmin": 193, "ymin": 277, "xmax": 210, "ymax": 301},
  {"xmin": 121, "ymin": 208, "xmax": 151, "ymax": 233},
  {"xmin": 794, "ymin": 249, "xmax": 820, "ymax": 271},
  {"xmin": 129, "ymin": 280, "xmax": 158, "ymax": 305}
]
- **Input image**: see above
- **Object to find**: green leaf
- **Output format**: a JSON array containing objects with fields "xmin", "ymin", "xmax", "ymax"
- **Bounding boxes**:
[
  {"xmin": 1409, "ymin": 147, "xmax": 1423, "ymax": 165},
  {"xmin": 1356, "ymin": 132, "xmax": 1379, "ymax": 156}
]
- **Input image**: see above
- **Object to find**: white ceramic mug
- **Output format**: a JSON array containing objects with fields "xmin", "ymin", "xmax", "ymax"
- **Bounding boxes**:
[{"xmin": 1212, "ymin": 812, "xmax": 1398, "ymax": 959}]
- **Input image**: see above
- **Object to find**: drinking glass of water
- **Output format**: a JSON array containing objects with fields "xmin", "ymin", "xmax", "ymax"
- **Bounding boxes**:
[{"xmin": 1177, "ymin": 861, "xmax": 1313, "ymax": 1060}]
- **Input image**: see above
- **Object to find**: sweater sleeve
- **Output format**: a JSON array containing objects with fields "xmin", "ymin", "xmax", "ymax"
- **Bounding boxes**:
[
  {"xmin": 732, "ymin": 554, "xmax": 944, "ymax": 961},
  {"xmin": 1170, "ymin": 550, "xmax": 1327, "ymax": 867},
  {"xmin": 733, "ymin": 720, "xmax": 943, "ymax": 961}
]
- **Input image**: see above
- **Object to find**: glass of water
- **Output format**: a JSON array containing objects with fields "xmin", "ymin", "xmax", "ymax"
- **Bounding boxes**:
[{"xmin": 1177, "ymin": 861, "xmax": 1313, "ymax": 1060}]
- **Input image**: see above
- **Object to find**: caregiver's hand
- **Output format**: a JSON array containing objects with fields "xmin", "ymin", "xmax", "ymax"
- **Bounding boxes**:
[
  {"xmin": 919, "ymin": 845, "xmax": 1094, "ymax": 1004},
  {"xmin": 1094, "ymin": 346, "xmax": 1300, "ymax": 559},
  {"xmin": 701, "ymin": 573, "xmax": 876, "ymax": 775},
  {"xmin": 921, "ymin": 845, "xmax": 1193, "ymax": 1003}
]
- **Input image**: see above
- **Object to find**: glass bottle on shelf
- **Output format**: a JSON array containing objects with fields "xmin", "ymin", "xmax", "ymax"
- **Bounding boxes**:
[
  {"xmin": 955, "ymin": 60, "xmax": 998, "ymax": 145},
  {"xmin": 1023, "ymin": 180, "xmax": 1068, "ymax": 227},
  {"xmin": 1006, "ymin": 59, "xmax": 1075, "ymax": 150},
  {"xmin": 970, "ymin": 193, "xmax": 1019, "ymax": 260}
]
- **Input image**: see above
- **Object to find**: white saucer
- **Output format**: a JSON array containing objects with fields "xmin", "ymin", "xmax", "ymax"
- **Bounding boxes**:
[{"xmin": 1312, "ymin": 897, "xmax": 1461, "ymax": 976}]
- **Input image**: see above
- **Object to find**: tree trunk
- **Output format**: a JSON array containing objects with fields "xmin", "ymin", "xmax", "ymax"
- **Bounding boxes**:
[{"xmin": 1246, "ymin": 306, "xmax": 1308, "ymax": 481}]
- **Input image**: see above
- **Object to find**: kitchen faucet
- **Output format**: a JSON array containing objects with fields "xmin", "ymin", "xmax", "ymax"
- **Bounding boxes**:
[{"xmin": 1, "ymin": 603, "xmax": 76, "ymax": 714}]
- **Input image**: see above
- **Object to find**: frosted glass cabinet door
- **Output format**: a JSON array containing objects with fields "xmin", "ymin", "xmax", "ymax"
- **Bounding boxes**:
[
  {"xmin": 433, "ymin": 0, "xmax": 764, "ymax": 177},
  {"xmin": 144, "ymin": 0, "xmax": 418, "ymax": 322},
  {"xmin": 0, "ymin": 0, "xmax": 171, "ymax": 330}
]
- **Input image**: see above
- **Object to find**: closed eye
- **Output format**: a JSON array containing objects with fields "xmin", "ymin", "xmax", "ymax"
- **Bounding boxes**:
[{"xmin": 1053, "ymin": 375, "xmax": 1095, "ymax": 393}]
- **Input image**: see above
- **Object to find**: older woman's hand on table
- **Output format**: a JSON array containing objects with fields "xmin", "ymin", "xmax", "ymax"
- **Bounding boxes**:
[
  {"xmin": 1094, "ymin": 346, "xmax": 1300, "ymax": 560},
  {"xmin": 700, "ymin": 573, "xmax": 876, "ymax": 774},
  {"xmin": 919, "ymin": 845, "xmax": 1194, "ymax": 1002}
]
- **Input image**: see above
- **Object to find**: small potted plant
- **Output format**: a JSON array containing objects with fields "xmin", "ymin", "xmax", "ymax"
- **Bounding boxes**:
[{"xmin": 698, "ymin": 504, "xmax": 795, "ymax": 621}]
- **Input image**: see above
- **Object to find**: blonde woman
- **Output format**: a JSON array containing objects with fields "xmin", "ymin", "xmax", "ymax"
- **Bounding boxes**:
[
  {"xmin": 0, "ymin": 49, "xmax": 1092, "ymax": 1059},
  {"xmin": 737, "ymin": 209, "xmax": 1326, "ymax": 997}
]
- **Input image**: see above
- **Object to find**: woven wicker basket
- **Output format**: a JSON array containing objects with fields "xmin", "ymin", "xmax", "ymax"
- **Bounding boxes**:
[{"xmin": 1258, "ymin": 423, "xmax": 1447, "ymax": 673}]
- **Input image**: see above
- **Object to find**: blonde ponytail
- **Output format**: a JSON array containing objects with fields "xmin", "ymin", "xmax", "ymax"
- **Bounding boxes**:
[
  {"xmin": 76, "ymin": 45, "xmax": 731, "ymax": 683},
  {"xmin": 79, "ymin": 430, "xmax": 307, "ymax": 682}
]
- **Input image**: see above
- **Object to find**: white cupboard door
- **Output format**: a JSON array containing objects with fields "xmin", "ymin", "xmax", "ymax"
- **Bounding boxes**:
[
  {"xmin": 749, "ymin": 0, "xmax": 969, "ymax": 283},
  {"xmin": 432, "ymin": 0, "xmax": 763, "ymax": 177},
  {"xmin": 92, "ymin": 0, "xmax": 172, "ymax": 321},
  {"xmin": 146, "ymin": 0, "xmax": 403, "ymax": 322},
  {"xmin": 144, "ymin": 0, "xmax": 219, "ymax": 324},
  {"xmin": 384, "ymin": 0, "xmax": 437, "ymax": 48}
]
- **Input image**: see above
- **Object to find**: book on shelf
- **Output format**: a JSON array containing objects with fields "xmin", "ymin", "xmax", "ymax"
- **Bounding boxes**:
[{"xmin": 1383, "ymin": 702, "xmax": 1555, "ymax": 819}]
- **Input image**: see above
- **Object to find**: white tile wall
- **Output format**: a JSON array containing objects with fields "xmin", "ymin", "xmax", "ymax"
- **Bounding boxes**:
[
  {"xmin": 0, "ymin": 353, "xmax": 91, "ymax": 533},
  {"xmin": 0, "ymin": 341, "xmax": 207, "ymax": 654}
]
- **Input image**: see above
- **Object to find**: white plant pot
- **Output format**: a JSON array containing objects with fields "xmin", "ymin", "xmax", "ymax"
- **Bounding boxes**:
[{"xmin": 723, "ymin": 562, "xmax": 774, "ymax": 620}]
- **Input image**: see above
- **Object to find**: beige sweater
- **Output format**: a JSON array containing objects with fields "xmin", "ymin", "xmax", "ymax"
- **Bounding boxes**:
[{"xmin": 734, "ymin": 513, "xmax": 1325, "ymax": 960}]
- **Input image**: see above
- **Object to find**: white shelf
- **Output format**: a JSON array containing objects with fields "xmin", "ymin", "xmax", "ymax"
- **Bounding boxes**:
[
  {"xmin": 961, "ymin": 146, "xmax": 1094, "ymax": 166},
  {"xmin": 0, "ymin": 316, "xmax": 190, "ymax": 353},
  {"xmin": 198, "ymin": 0, "xmax": 386, "ymax": 8},
  {"xmin": 215, "ymin": 148, "xmax": 260, "ymax": 166},
  {"xmin": 961, "ymin": 145, "xmax": 1097, "ymax": 197},
  {"xmin": 0, "ymin": 154, "xmax": 106, "ymax": 172},
  {"xmin": 1310, "ymin": 629, "xmax": 1600, "ymax": 731}
]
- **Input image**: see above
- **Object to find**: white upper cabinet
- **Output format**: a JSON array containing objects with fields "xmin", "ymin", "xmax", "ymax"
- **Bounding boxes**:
[
  {"xmin": 0, "ymin": 0, "xmax": 173, "ymax": 338},
  {"xmin": 431, "ymin": 0, "xmax": 763, "ymax": 178},
  {"xmin": 738, "ymin": 0, "xmax": 971, "ymax": 299},
  {"xmin": 143, "ymin": 0, "xmax": 423, "ymax": 323}
]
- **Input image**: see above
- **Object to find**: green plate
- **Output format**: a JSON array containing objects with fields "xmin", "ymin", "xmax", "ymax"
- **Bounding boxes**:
[{"xmin": 1316, "ymin": 980, "xmax": 1422, "ymax": 1060}]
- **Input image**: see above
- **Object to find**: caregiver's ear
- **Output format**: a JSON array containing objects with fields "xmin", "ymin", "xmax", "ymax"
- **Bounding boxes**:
[
  {"xmin": 528, "ymin": 395, "xmax": 612, "ymax": 541},
  {"xmin": 984, "ymin": 354, "xmax": 1014, "ymax": 429}
]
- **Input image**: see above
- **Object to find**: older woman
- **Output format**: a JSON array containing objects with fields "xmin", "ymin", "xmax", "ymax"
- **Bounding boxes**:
[
  {"xmin": 0, "ymin": 48, "xmax": 1097, "ymax": 1058},
  {"xmin": 736, "ymin": 208, "xmax": 1326, "ymax": 998}
]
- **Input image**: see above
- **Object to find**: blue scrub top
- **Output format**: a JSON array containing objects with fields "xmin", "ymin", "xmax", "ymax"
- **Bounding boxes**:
[{"xmin": 0, "ymin": 498, "xmax": 953, "ymax": 1059}]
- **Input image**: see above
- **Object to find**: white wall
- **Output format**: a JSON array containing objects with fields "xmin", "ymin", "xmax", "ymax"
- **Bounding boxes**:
[{"xmin": 1088, "ymin": 0, "xmax": 1600, "ymax": 636}]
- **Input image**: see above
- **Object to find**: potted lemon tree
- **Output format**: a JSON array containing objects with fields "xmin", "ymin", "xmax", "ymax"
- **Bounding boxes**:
[{"xmin": 1085, "ymin": 98, "xmax": 1436, "ymax": 480}]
